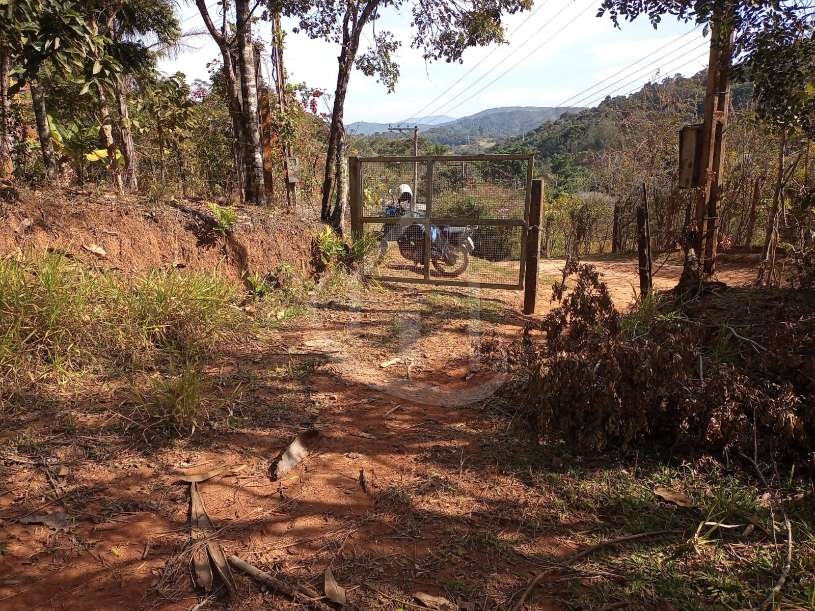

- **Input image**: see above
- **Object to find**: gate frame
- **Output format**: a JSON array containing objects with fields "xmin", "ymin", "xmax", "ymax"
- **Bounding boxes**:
[{"xmin": 349, "ymin": 154, "xmax": 539, "ymax": 294}]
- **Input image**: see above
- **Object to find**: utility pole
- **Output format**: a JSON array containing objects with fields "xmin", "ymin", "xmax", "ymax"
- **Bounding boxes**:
[
  {"xmin": 388, "ymin": 124, "xmax": 419, "ymax": 210},
  {"xmin": 272, "ymin": 12, "xmax": 297, "ymax": 210},
  {"xmin": 695, "ymin": 3, "xmax": 734, "ymax": 275}
]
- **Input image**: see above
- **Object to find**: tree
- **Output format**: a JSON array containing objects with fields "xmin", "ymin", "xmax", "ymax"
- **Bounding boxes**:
[
  {"xmin": 195, "ymin": 0, "xmax": 267, "ymax": 204},
  {"xmin": 598, "ymin": 0, "xmax": 814, "ymax": 272},
  {"xmin": 235, "ymin": 0, "xmax": 266, "ymax": 204},
  {"xmin": 281, "ymin": 0, "xmax": 533, "ymax": 231},
  {"xmin": 97, "ymin": 0, "xmax": 181, "ymax": 192},
  {"xmin": 141, "ymin": 72, "xmax": 195, "ymax": 188},
  {"xmin": 0, "ymin": 0, "xmax": 112, "ymax": 179}
]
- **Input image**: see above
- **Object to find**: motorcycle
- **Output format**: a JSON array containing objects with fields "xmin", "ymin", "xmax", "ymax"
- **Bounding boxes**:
[{"xmin": 376, "ymin": 186, "xmax": 475, "ymax": 277}]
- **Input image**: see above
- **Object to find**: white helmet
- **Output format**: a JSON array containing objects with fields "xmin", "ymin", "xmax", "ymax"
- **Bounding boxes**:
[{"xmin": 398, "ymin": 184, "xmax": 413, "ymax": 202}]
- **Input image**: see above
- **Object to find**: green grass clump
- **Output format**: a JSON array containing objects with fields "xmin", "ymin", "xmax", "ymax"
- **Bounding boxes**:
[
  {"xmin": 0, "ymin": 255, "xmax": 240, "ymax": 439},
  {"xmin": 129, "ymin": 269, "xmax": 238, "ymax": 355},
  {"xmin": 620, "ymin": 290, "xmax": 684, "ymax": 339},
  {"xmin": 0, "ymin": 254, "xmax": 110, "ymax": 383},
  {"xmin": 133, "ymin": 363, "xmax": 205, "ymax": 436},
  {"xmin": 207, "ymin": 202, "xmax": 238, "ymax": 235}
]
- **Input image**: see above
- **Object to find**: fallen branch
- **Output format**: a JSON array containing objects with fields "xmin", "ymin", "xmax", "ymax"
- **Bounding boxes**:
[
  {"xmin": 741, "ymin": 453, "xmax": 794, "ymax": 611},
  {"xmin": 227, "ymin": 555, "xmax": 332, "ymax": 611},
  {"xmin": 726, "ymin": 325, "xmax": 767, "ymax": 353},
  {"xmin": 511, "ymin": 529, "xmax": 682, "ymax": 611},
  {"xmin": 758, "ymin": 514, "xmax": 793, "ymax": 611}
]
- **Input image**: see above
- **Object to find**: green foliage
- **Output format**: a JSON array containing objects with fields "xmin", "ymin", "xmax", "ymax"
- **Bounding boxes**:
[
  {"xmin": 314, "ymin": 226, "xmax": 347, "ymax": 268},
  {"xmin": 48, "ymin": 115, "xmax": 116, "ymax": 179},
  {"xmin": 354, "ymin": 31, "xmax": 400, "ymax": 93},
  {"xmin": 347, "ymin": 231, "xmax": 381, "ymax": 265},
  {"xmin": 597, "ymin": 0, "xmax": 814, "ymax": 135},
  {"xmin": 313, "ymin": 226, "xmax": 380, "ymax": 272},
  {"xmin": 620, "ymin": 291, "xmax": 683, "ymax": 339},
  {"xmin": 207, "ymin": 202, "xmax": 238, "ymax": 236},
  {"xmin": 0, "ymin": 253, "xmax": 101, "ymax": 379},
  {"xmin": 0, "ymin": 0, "xmax": 117, "ymax": 95},
  {"xmin": 748, "ymin": 32, "xmax": 815, "ymax": 136},
  {"xmin": 133, "ymin": 362, "xmax": 205, "ymax": 436}
]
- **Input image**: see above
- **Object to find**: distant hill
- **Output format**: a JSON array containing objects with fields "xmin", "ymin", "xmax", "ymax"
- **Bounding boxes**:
[
  {"xmin": 347, "ymin": 115, "xmax": 455, "ymax": 136},
  {"xmin": 423, "ymin": 106, "xmax": 583, "ymax": 146},
  {"xmin": 494, "ymin": 73, "xmax": 754, "ymax": 171}
]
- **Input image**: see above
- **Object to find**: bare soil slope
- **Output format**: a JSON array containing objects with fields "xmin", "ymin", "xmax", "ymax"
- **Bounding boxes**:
[{"xmin": 0, "ymin": 187, "xmax": 318, "ymax": 283}]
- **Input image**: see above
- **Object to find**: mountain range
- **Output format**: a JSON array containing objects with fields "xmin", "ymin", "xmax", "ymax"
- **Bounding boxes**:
[
  {"xmin": 347, "ymin": 115, "xmax": 455, "ymax": 135},
  {"xmin": 347, "ymin": 107, "xmax": 582, "ymax": 143}
]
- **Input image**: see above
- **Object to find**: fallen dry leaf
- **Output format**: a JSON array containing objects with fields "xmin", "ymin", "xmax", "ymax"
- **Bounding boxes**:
[
  {"xmin": 175, "ymin": 465, "xmax": 229, "ymax": 483},
  {"xmin": 82, "ymin": 243, "xmax": 107, "ymax": 257},
  {"xmin": 19, "ymin": 511, "xmax": 70, "ymax": 531},
  {"xmin": 414, "ymin": 592, "xmax": 455, "ymax": 609},
  {"xmin": 207, "ymin": 542, "xmax": 237, "ymax": 599},
  {"xmin": 324, "ymin": 567, "xmax": 346, "ymax": 606},
  {"xmin": 270, "ymin": 429, "xmax": 320, "ymax": 481},
  {"xmin": 654, "ymin": 486, "xmax": 694, "ymax": 508}
]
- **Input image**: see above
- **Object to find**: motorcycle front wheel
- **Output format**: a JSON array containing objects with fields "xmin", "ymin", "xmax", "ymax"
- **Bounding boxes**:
[{"xmin": 432, "ymin": 244, "xmax": 469, "ymax": 277}]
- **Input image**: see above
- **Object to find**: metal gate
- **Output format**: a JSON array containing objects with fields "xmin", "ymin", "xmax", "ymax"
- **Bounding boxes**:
[{"xmin": 349, "ymin": 154, "xmax": 535, "ymax": 290}]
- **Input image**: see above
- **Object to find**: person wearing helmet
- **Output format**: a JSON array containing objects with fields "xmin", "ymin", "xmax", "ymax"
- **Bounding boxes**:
[{"xmin": 397, "ymin": 184, "xmax": 413, "ymax": 212}]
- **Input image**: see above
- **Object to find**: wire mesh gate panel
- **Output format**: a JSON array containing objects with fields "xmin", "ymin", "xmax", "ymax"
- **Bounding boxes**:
[{"xmin": 349, "ymin": 154, "xmax": 534, "ymax": 289}]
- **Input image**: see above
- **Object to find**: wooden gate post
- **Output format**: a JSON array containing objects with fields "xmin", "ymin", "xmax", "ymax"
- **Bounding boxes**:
[
  {"xmin": 349, "ymin": 157, "xmax": 361, "ymax": 240},
  {"xmin": 523, "ymin": 179, "xmax": 544, "ymax": 315},
  {"xmin": 637, "ymin": 184, "xmax": 653, "ymax": 297}
]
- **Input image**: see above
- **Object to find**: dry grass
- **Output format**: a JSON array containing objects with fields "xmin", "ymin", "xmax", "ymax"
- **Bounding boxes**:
[{"xmin": 0, "ymin": 253, "xmax": 239, "ymax": 436}]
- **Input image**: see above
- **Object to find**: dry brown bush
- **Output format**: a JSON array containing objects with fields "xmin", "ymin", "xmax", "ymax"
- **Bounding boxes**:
[{"xmin": 519, "ymin": 261, "xmax": 815, "ymax": 467}]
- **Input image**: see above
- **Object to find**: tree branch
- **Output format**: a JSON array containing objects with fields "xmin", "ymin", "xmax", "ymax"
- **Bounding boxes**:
[{"xmin": 195, "ymin": 0, "xmax": 226, "ymax": 45}]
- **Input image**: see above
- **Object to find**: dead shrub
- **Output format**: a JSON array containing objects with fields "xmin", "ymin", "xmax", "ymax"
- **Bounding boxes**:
[{"xmin": 519, "ymin": 260, "xmax": 815, "ymax": 467}]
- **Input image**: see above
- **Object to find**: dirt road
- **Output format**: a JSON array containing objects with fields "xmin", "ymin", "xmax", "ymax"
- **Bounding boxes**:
[{"xmin": 0, "ymin": 256, "xmax": 755, "ymax": 610}]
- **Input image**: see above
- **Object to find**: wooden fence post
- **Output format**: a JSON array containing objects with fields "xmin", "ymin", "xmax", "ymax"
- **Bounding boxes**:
[
  {"xmin": 349, "ymin": 157, "xmax": 361, "ymax": 240},
  {"xmin": 637, "ymin": 184, "xmax": 653, "ymax": 297},
  {"xmin": 523, "ymin": 179, "xmax": 544, "ymax": 315}
]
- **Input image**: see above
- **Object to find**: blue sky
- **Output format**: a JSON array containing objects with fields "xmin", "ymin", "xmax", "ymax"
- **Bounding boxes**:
[{"xmin": 161, "ymin": 1, "xmax": 709, "ymax": 124}]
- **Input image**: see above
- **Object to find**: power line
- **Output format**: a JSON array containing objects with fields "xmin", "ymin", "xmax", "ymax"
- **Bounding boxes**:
[
  {"xmin": 400, "ymin": 0, "xmax": 551, "ymax": 125},
  {"xmin": 568, "ymin": 38, "xmax": 709, "ymax": 108},
  {"xmin": 556, "ymin": 26, "xmax": 701, "ymax": 107},
  {"xmin": 181, "ymin": 2, "xmax": 220, "ymax": 25},
  {"xmin": 580, "ymin": 48, "xmax": 710, "ymax": 107},
  {"xmin": 431, "ymin": 0, "xmax": 597, "ymax": 119}
]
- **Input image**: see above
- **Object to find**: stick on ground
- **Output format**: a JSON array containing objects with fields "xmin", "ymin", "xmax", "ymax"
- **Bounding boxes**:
[{"xmin": 227, "ymin": 555, "xmax": 332, "ymax": 611}]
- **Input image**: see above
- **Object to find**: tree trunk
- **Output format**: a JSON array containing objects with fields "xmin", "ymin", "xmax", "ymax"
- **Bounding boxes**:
[
  {"xmin": 742, "ymin": 175, "xmax": 763, "ymax": 247},
  {"xmin": 115, "ymin": 77, "xmax": 138, "ymax": 192},
  {"xmin": 29, "ymin": 79, "xmax": 57, "ymax": 180},
  {"xmin": 175, "ymin": 143, "xmax": 187, "ymax": 197},
  {"xmin": 611, "ymin": 202, "xmax": 622, "ymax": 253},
  {"xmin": 330, "ymin": 128, "xmax": 348, "ymax": 233},
  {"xmin": 157, "ymin": 122, "xmax": 166, "ymax": 184},
  {"xmin": 0, "ymin": 50, "xmax": 13, "ymax": 179},
  {"xmin": 194, "ymin": 0, "xmax": 246, "ymax": 200},
  {"xmin": 758, "ymin": 132, "xmax": 786, "ymax": 286},
  {"xmin": 98, "ymin": 85, "xmax": 123, "ymax": 193},
  {"xmin": 235, "ymin": 0, "xmax": 266, "ymax": 205},
  {"xmin": 543, "ymin": 217, "xmax": 552, "ymax": 258},
  {"xmin": 322, "ymin": 51, "xmax": 353, "ymax": 225}
]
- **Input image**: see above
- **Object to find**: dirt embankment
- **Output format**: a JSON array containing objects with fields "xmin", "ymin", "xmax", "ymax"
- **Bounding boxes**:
[{"xmin": 0, "ymin": 187, "xmax": 319, "ymax": 283}]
